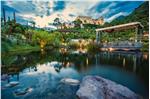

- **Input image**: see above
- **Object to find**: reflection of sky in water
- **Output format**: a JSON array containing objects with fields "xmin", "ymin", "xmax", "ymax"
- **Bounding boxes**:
[
  {"xmin": 2, "ymin": 62, "xmax": 80, "ymax": 99},
  {"xmin": 23, "ymin": 62, "xmax": 80, "ymax": 79}
]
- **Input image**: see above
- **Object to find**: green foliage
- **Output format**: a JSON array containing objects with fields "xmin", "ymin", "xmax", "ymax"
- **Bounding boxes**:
[
  {"xmin": 1, "ymin": 39, "xmax": 39, "ymax": 53},
  {"xmin": 73, "ymin": 19, "xmax": 82, "ymax": 28},
  {"xmin": 86, "ymin": 43, "xmax": 99, "ymax": 53},
  {"xmin": 1, "ymin": 41, "xmax": 11, "ymax": 52},
  {"xmin": 1, "ymin": 20, "xmax": 25, "ymax": 35},
  {"xmin": 55, "ymin": 28, "xmax": 96, "ymax": 40},
  {"xmin": 32, "ymin": 30, "xmax": 62, "ymax": 48},
  {"xmin": 48, "ymin": 31, "xmax": 62, "ymax": 46},
  {"xmin": 100, "ymin": 29, "xmax": 135, "ymax": 42},
  {"xmin": 142, "ymin": 42, "xmax": 149, "ymax": 52},
  {"xmin": 53, "ymin": 18, "xmax": 61, "ymax": 28},
  {"xmin": 32, "ymin": 30, "xmax": 49, "ymax": 42},
  {"xmin": 83, "ymin": 24, "xmax": 101, "ymax": 29},
  {"xmin": 14, "ymin": 26, "xmax": 23, "ymax": 33},
  {"xmin": 68, "ymin": 42, "xmax": 79, "ymax": 49},
  {"xmin": 1, "ymin": 24, "xmax": 10, "ymax": 34}
]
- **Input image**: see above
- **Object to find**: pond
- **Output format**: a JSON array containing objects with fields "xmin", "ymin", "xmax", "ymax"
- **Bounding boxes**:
[{"xmin": 1, "ymin": 50, "xmax": 149, "ymax": 99}]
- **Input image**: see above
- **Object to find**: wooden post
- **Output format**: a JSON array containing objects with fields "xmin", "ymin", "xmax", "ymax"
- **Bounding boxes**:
[
  {"xmin": 96, "ymin": 31, "xmax": 99, "ymax": 44},
  {"xmin": 99, "ymin": 32, "xmax": 101, "ymax": 43},
  {"xmin": 135, "ymin": 27, "xmax": 138, "ymax": 42},
  {"xmin": 133, "ymin": 55, "xmax": 137, "ymax": 72},
  {"xmin": 139, "ymin": 28, "xmax": 143, "ymax": 43},
  {"xmin": 136, "ymin": 26, "xmax": 143, "ymax": 43}
]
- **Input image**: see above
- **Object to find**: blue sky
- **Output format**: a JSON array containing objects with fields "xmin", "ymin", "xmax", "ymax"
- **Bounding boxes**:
[{"xmin": 1, "ymin": 0, "xmax": 144, "ymax": 27}]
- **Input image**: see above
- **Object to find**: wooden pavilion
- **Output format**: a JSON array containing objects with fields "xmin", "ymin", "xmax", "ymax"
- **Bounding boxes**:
[{"xmin": 95, "ymin": 22, "xmax": 144, "ymax": 51}]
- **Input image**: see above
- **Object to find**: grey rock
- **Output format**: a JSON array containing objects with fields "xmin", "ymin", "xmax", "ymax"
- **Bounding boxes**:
[
  {"xmin": 76, "ymin": 76, "xmax": 141, "ymax": 99},
  {"xmin": 14, "ymin": 87, "xmax": 33, "ymax": 96},
  {"xmin": 5, "ymin": 81, "xmax": 19, "ymax": 88},
  {"xmin": 60, "ymin": 78, "xmax": 80, "ymax": 86}
]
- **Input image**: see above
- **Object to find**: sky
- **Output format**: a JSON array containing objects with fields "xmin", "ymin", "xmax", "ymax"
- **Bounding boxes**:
[{"xmin": 1, "ymin": 0, "xmax": 144, "ymax": 28}]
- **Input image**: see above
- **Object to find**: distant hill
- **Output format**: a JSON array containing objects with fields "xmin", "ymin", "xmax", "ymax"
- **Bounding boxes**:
[{"xmin": 110, "ymin": 1, "xmax": 149, "ymax": 31}]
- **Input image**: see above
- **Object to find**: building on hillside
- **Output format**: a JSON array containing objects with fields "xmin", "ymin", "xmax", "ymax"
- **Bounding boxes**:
[
  {"xmin": 64, "ymin": 22, "xmax": 75, "ymax": 28},
  {"xmin": 94, "ymin": 17, "xmax": 104, "ymax": 25},
  {"xmin": 75, "ymin": 16, "xmax": 104, "ymax": 25},
  {"xmin": 76, "ymin": 16, "xmax": 94, "ymax": 24}
]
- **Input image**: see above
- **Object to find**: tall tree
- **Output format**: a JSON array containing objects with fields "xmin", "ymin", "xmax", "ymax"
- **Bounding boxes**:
[
  {"xmin": 3, "ymin": 8, "xmax": 6, "ymax": 25},
  {"xmin": 13, "ymin": 11, "xmax": 16, "ymax": 23},
  {"xmin": 30, "ymin": 21, "xmax": 36, "ymax": 29},
  {"xmin": 53, "ymin": 18, "xmax": 61, "ymax": 29}
]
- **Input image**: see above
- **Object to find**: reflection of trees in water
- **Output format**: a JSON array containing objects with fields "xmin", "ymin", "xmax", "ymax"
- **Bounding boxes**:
[
  {"xmin": 2, "ymin": 55, "xmax": 18, "ymax": 66},
  {"xmin": 2, "ymin": 51, "xmax": 149, "ymax": 85},
  {"xmin": 2, "ymin": 73, "xmax": 20, "ymax": 83},
  {"xmin": 2, "ymin": 50, "xmax": 62, "ymax": 75},
  {"xmin": 136, "ymin": 53, "xmax": 149, "ymax": 85},
  {"xmin": 2, "ymin": 50, "xmax": 90, "ymax": 74},
  {"xmin": 99, "ymin": 52, "xmax": 149, "ymax": 85},
  {"xmin": 67, "ymin": 54, "xmax": 94, "ymax": 72},
  {"xmin": 99, "ymin": 52, "xmax": 142, "ymax": 70}
]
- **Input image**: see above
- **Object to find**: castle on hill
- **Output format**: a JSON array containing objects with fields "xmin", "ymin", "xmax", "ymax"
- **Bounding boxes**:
[{"xmin": 75, "ymin": 16, "xmax": 104, "ymax": 25}]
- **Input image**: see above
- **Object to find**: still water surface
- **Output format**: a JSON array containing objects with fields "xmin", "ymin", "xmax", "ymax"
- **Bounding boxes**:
[{"xmin": 1, "ymin": 50, "xmax": 149, "ymax": 99}]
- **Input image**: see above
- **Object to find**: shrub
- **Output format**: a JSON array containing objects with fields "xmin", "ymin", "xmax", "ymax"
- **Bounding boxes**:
[
  {"xmin": 86, "ymin": 43, "xmax": 99, "ymax": 53},
  {"xmin": 68, "ymin": 42, "xmax": 79, "ymax": 49}
]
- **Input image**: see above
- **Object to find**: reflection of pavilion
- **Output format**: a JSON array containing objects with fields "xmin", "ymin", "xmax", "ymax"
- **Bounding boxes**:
[
  {"xmin": 98, "ymin": 51, "xmax": 143, "ymax": 72},
  {"xmin": 96, "ymin": 22, "xmax": 143, "ymax": 51}
]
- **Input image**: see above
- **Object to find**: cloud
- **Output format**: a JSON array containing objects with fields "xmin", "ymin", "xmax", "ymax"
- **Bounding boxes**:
[
  {"xmin": 89, "ymin": 1, "xmax": 143, "ymax": 19},
  {"xmin": 105, "ymin": 12, "xmax": 128, "ymax": 22},
  {"xmin": 33, "ymin": 1, "xmax": 100, "ymax": 27},
  {"xmin": 88, "ymin": 2, "xmax": 117, "ymax": 19},
  {"xmin": 1, "ymin": 1, "xmax": 144, "ymax": 27}
]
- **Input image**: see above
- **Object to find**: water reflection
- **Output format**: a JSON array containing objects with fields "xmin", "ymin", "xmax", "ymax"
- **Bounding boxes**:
[
  {"xmin": 133, "ymin": 55, "xmax": 137, "ymax": 72},
  {"xmin": 123, "ymin": 58, "xmax": 126, "ymax": 67},
  {"xmin": 1, "ymin": 50, "xmax": 149, "ymax": 99}
]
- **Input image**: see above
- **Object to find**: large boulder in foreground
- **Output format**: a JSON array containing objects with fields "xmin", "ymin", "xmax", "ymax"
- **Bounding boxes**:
[{"xmin": 76, "ymin": 76, "xmax": 141, "ymax": 99}]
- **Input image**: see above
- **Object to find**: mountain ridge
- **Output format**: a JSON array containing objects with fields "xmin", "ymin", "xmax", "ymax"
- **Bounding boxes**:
[{"xmin": 110, "ymin": 1, "xmax": 149, "ymax": 31}]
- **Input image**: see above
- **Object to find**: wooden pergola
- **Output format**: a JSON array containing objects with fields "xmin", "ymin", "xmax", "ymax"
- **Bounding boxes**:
[{"xmin": 95, "ymin": 22, "xmax": 144, "ymax": 44}]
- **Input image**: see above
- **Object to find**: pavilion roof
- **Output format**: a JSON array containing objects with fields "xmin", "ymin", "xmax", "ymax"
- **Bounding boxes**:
[{"xmin": 96, "ymin": 22, "xmax": 143, "ymax": 33}]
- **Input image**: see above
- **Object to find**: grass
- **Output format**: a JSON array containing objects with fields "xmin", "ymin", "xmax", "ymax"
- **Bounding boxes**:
[{"xmin": 1, "ymin": 42, "xmax": 40, "ymax": 55}]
